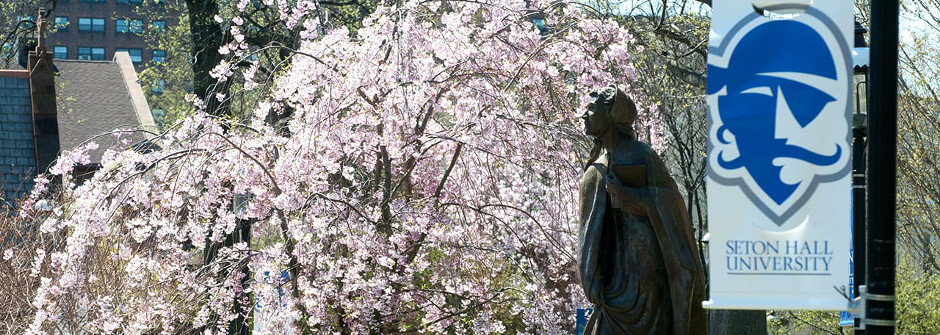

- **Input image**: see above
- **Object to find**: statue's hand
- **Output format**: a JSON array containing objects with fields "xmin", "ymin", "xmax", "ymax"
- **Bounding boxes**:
[{"xmin": 605, "ymin": 175, "xmax": 649, "ymax": 216}]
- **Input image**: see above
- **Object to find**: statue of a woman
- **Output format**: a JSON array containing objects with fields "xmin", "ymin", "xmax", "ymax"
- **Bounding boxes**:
[{"xmin": 578, "ymin": 85, "xmax": 708, "ymax": 334}]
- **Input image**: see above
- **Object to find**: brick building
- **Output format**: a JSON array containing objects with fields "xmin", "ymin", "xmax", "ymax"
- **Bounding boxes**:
[{"xmin": 46, "ymin": 0, "xmax": 180, "ymax": 68}]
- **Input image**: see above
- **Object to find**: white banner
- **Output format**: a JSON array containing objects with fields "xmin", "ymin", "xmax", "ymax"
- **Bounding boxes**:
[{"xmin": 703, "ymin": 0, "xmax": 853, "ymax": 310}]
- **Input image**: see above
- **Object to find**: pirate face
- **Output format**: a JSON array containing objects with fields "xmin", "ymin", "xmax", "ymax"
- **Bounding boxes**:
[{"xmin": 708, "ymin": 20, "xmax": 846, "ymax": 206}]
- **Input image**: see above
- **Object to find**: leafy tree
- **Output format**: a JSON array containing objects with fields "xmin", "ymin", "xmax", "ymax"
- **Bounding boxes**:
[
  {"xmin": 767, "ymin": 309, "xmax": 843, "ymax": 335},
  {"xmin": 133, "ymin": 1, "xmax": 196, "ymax": 129},
  {"xmin": 895, "ymin": 0, "xmax": 940, "ymax": 275},
  {"xmin": 895, "ymin": 251, "xmax": 940, "ymax": 333}
]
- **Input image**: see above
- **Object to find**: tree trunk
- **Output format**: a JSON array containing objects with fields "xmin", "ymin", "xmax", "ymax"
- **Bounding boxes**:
[{"xmin": 186, "ymin": 0, "xmax": 230, "ymax": 117}]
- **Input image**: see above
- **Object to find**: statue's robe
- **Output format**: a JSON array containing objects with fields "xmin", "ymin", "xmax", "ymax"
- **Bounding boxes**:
[{"xmin": 578, "ymin": 139, "xmax": 708, "ymax": 335}]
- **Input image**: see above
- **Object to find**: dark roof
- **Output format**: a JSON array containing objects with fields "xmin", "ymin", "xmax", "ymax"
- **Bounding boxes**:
[
  {"xmin": 54, "ymin": 53, "xmax": 156, "ymax": 163},
  {"xmin": 0, "ymin": 74, "xmax": 36, "ymax": 204}
]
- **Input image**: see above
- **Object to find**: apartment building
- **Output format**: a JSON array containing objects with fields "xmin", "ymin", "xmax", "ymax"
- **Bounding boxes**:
[{"xmin": 46, "ymin": 0, "xmax": 180, "ymax": 68}]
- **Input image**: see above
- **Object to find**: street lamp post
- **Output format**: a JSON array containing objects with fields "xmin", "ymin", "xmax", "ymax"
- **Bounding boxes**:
[
  {"xmin": 865, "ymin": 0, "xmax": 899, "ymax": 333},
  {"xmin": 852, "ymin": 20, "xmax": 869, "ymax": 335}
]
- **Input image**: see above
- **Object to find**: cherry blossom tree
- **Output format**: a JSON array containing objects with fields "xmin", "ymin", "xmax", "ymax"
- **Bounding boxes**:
[{"xmin": 24, "ymin": 0, "xmax": 659, "ymax": 333}]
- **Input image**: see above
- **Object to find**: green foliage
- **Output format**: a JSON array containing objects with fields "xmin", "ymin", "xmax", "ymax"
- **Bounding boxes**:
[
  {"xmin": 767, "ymin": 310, "xmax": 847, "ymax": 335},
  {"xmin": 324, "ymin": 0, "xmax": 377, "ymax": 36},
  {"xmin": 896, "ymin": 11, "xmax": 940, "ymax": 276},
  {"xmin": 896, "ymin": 252, "xmax": 940, "ymax": 333},
  {"xmin": 762, "ymin": 251, "xmax": 940, "ymax": 334},
  {"xmin": 136, "ymin": 0, "xmax": 195, "ymax": 130}
]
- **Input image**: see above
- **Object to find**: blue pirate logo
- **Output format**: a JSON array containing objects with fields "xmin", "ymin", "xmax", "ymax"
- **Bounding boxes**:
[{"xmin": 707, "ymin": 12, "xmax": 851, "ymax": 225}]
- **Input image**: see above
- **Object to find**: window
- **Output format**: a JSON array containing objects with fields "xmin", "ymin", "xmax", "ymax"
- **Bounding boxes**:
[
  {"xmin": 152, "ymin": 79, "xmax": 165, "ymax": 94},
  {"xmin": 53, "ymin": 46, "xmax": 68, "ymax": 59},
  {"xmin": 151, "ymin": 20, "xmax": 166, "ymax": 33},
  {"xmin": 78, "ymin": 47, "xmax": 90, "ymax": 60},
  {"xmin": 116, "ymin": 19, "xmax": 143, "ymax": 34},
  {"xmin": 2, "ymin": 43, "xmax": 13, "ymax": 58},
  {"xmin": 17, "ymin": 16, "xmax": 34, "ymax": 29},
  {"xmin": 54, "ymin": 17, "xmax": 68, "ymax": 32},
  {"xmin": 130, "ymin": 19, "xmax": 143, "ymax": 33},
  {"xmin": 78, "ymin": 47, "xmax": 105, "ymax": 60},
  {"xmin": 78, "ymin": 18, "xmax": 90, "ymax": 31},
  {"xmin": 78, "ymin": 18, "xmax": 105, "ymax": 32},
  {"xmin": 116, "ymin": 48, "xmax": 143, "ymax": 63},
  {"xmin": 152, "ymin": 109, "xmax": 165, "ymax": 122},
  {"xmin": 152, "ymin": 49, "xmax": 166, "ymax": 63},
  {"xmin": 532, "ymin": 18, "xmax": 549, "ymax": 35}
]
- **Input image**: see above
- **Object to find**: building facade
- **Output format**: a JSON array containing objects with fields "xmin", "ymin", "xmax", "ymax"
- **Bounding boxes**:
[{"xmin": 47, "ymin": 0, "xmax": 180, "ymax": 68}]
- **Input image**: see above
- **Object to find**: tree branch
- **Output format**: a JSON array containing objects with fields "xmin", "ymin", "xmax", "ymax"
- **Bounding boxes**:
[
  {"xmin": 664, "ymin": 58, "xmax": 707, "ymax": 88},
  {"xmin": 433, "ymin": 142, "xmax": 463, "ymax": 201}
]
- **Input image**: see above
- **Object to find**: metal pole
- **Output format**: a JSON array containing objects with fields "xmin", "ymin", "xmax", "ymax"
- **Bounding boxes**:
[
  {"xmin": 853, "ymin": 132, "xmax": 867, "ymax": 334},
  {"xmin": 865, "ymin": 0, "xmax": 899, "ymax": 333},
  {"xmin": 852, "ymin": 21, "xmax": 870, "ymax": 334}
]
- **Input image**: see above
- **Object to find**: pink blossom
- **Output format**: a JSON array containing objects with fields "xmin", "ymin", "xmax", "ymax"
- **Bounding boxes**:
[{"xmin": 23, "ymin": 1, "xmax": 662, "ymax": 332}]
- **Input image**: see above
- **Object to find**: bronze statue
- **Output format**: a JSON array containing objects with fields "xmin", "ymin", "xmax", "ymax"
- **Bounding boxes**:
[{"xmin": 578, "ymin": 85, "xmax": 708, "ymax": 334}]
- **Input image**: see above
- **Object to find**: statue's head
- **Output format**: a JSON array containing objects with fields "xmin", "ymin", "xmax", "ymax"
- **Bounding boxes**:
[{"xmin": 582, "ymin": 84, "xmax": 637, "ymax": 138}]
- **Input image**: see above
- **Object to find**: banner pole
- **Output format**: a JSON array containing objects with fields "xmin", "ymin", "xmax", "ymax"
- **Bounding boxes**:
[
  {"xmin": 864, "ymin": 0, "xmax": 899, "ymax": 333},
  {"xmin": 852, "ymin": 133, "xmax": 867, "ymax": 334}
]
